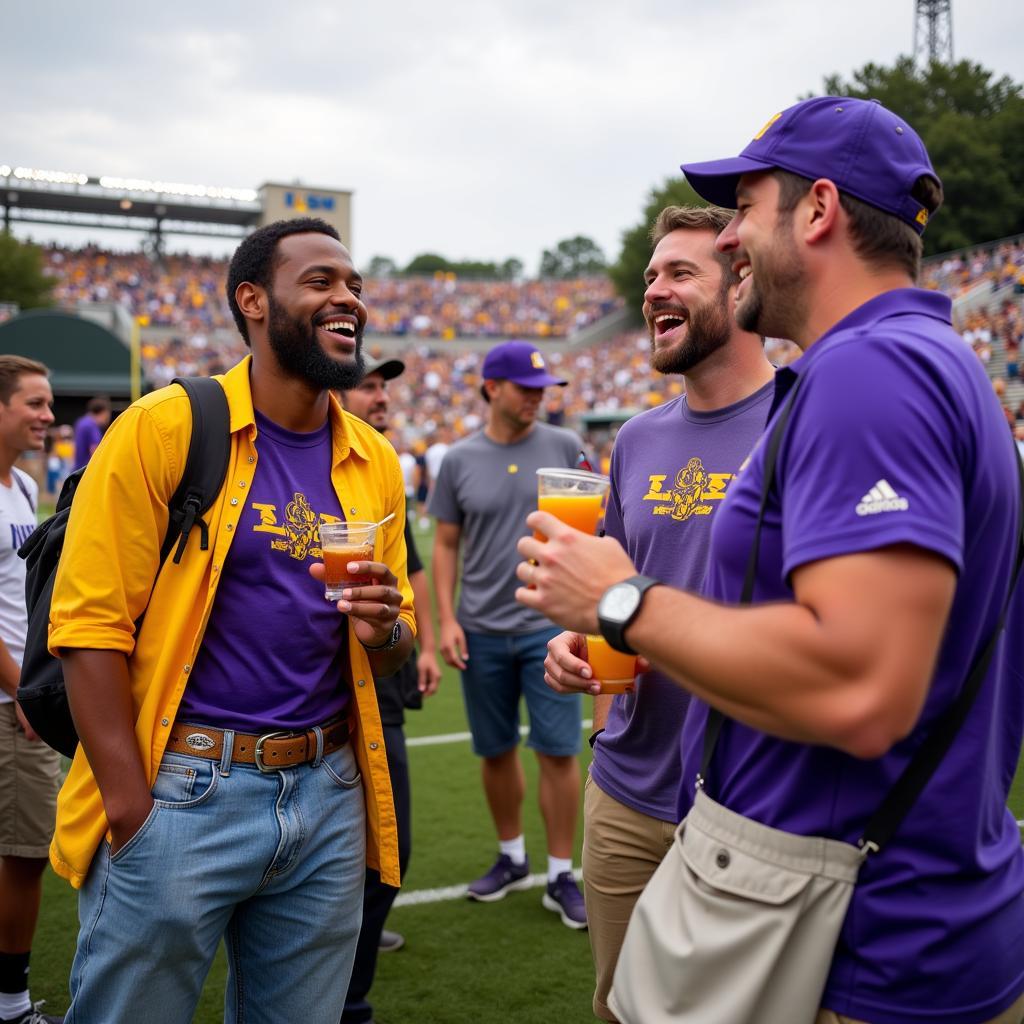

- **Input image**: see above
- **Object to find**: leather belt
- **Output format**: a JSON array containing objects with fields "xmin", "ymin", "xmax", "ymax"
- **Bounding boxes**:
[{"xmin": 166, "ymin": 717, "xmax": 350, "ymax": 772}]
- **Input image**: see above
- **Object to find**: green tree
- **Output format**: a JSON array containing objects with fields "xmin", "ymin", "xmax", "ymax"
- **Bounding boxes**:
[
  {"xmin": 367, "ymin": 255, "xmax": 397, "ymax": 277},
  {"xmin": 0, "ymin": 233, "xmax": 54, "ymax": 310},
  {"xmin": 609, "ymin": 178, "xmax": 708, "ymax": 319},
  {"xmin": 539, "ymin": 236, "xmax": 607, "ymax": 279},
  {"xmin": 500, "ymin": 257, "xmax": 525, "ymax": 280},
  {"xmin": 403, "ymin": 253, "xmax": 451, "ymax": 275},
  {"xmin": 820, "ymin": 58, "xmax": 1024, "ymax": 254}
]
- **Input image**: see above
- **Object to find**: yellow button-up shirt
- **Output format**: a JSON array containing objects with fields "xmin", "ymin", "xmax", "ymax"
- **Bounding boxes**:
[{"xmin": 48, "ymin": 357, "xmax": 412, "ymax": 888}]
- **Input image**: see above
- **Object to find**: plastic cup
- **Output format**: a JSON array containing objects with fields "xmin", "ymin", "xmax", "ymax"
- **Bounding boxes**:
[
  {"xmin": 585, "ymin": 634, "xmax": 637, "ymax": 694},
  {"xmin": 319, "ymin": 521, "xmax": 379, "ymax": 600},
  {"xmin": 535, "ymin": 467, "xmax": 610, "ymax": 538}
]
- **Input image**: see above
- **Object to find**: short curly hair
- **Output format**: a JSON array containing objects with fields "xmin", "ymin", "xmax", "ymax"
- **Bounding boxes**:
[{"xmin": 226, "ymin": 217, "xmax": 342, "ymax": 344}]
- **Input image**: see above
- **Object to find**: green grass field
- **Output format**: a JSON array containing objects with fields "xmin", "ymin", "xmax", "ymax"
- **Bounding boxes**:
[{"xmin": 25, "ymin": 517, "xmax": 1024, "ymax": 1023}]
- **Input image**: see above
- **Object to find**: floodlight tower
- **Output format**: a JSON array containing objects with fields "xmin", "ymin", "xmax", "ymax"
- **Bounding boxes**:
[{"xmin": 913, "ymin": 0, "xmax": 953, "ymax": 67}]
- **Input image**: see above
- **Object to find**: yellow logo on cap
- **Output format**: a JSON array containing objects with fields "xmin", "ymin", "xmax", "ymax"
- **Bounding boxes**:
[
  {"xmin": 530, "ymin": 352, "xmax": 545, "ymax": 369},
  {"xmin": 753, "ymin": 113, "xmax": 782, "ymax": 140},
  {"xmin": 508, "ymin": 464, "xmax": 519, "ymax": 474},
  {"xmin": 915, "ymin": 207, "xmax": 929, "ymax": 227}
]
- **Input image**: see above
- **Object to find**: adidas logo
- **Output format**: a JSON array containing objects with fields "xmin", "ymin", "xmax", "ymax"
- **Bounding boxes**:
[{"xmin": 856, "ymin": 479, "xmax": 909, "ymax": 517}]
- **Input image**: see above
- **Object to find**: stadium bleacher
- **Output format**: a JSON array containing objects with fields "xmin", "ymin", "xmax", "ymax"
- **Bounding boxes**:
[{"xmin": 36, "ymin": 236, "xmax": 1024, "ymax": 461}]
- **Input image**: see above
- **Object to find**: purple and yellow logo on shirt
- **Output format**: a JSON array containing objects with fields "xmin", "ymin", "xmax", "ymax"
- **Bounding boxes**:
[
  {"xmin": 641, "ymin": 457, "xmax": 734, "ymax": 521},
  {"xmin": 252, "ymin": 492, "xmax": 341, "ymax": 560}
]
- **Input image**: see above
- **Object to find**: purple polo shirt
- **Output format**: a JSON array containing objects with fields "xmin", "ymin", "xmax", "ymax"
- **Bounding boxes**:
[
  {"xmin": 679, "ymin": 290, "xmax": 1024, "ymax": 1023},
  {"xmin": 590, "ymin": 383, "xmax": 773, "ymax": 821},
  {"xmin": 179, "ymin": 411, "xmax": 350, "ymax": 733}
]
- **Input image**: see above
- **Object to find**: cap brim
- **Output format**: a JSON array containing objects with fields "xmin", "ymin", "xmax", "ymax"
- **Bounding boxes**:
[
  {"xmin": 362, "ymin": 358, "xmax": 405, "ymax": 381},
  {"xmin": 680, "ymin": 155, "xmax": 776, "ymax": 208},
  {"xmin": 504, "ymin": 372, "xmax": 568, "ymax": 388}
]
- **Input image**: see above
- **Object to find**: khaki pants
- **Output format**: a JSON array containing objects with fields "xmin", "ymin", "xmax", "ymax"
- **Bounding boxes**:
[
  {"xmin": 582, "ymin": 773, "xmax": 676, "ymax": 1022},
  {"xmin": 816, "ymin": 988, "xmax": 1024, "ymax": 1024}
]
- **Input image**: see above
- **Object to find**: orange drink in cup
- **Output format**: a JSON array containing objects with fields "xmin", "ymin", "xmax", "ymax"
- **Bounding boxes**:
[
  {"xmin": 319, "ymin": 521, "xmax": 379, "ymax": 600},
  {"xmin": 585, "ymin": 635, "xmax": 638, "ymax": 694},
  {"xmin": 535, "ymin": 468, "xmax": 610, "ymax": 539}
]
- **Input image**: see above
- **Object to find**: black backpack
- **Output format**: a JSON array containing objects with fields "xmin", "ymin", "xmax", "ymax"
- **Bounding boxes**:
[{"xmin": 16, "ymin": 377, "xmax": 231, "ymax": 756}]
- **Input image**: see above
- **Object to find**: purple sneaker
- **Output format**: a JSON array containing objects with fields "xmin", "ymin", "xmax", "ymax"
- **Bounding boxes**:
[
  {"xmin": 467, "ymin": 853, "xmax": 532, "ymax": 902},
  {"xmin": 542, "ymin": 872, "xmax": 588, "ymax": 930}
]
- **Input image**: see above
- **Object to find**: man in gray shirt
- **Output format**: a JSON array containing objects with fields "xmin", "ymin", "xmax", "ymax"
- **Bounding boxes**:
[{"xmin": 430, "ymin": 341, "xmax": 589, "ymax": 928}]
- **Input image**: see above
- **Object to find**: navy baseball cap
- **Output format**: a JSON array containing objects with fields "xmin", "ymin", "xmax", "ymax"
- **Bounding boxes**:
[
  {"xmin": 481, "ymin": 341, "xmax": 567, "ymax": 387},
  {"xmin": 681, "ymin": 97, "xmax": 941, "ymax": 235}
]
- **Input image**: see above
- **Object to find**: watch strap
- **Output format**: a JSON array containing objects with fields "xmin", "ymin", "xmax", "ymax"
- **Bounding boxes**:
[{"xmin": 598, "ymin": 574, "xmax": 660, "ymax": 655}]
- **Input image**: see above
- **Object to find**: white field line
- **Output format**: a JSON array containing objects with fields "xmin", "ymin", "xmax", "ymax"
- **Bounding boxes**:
[
  {"xmin": 394, "ymin": 868, "xmax": 583, "ymax": 908},
  {"xmin": 407, "ymin": 719, "xmax": 593, "ymax": 748},
  {"xmin": 402, "ymin": 726, "xmax": 1024, "ymax": 905},
  {"xmin": 397, "ymin": 720, "xmax": 591, "ymax": 907}
]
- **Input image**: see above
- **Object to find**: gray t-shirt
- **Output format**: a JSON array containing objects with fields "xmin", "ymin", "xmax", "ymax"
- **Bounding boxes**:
[{"xmin": 429, "ymin": 422, "xmax": 585, "ymax": 634}]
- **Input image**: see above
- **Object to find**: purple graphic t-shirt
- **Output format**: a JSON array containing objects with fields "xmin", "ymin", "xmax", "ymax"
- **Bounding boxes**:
[
  {"xmin": 680, "ymin": 290, "xmax": 1024, "ymax": 1024},
  {"xmin": 179, "ymin": 411, "xmax": 350, "ymax": 732},
  {"xmin": 590, "ymin": 382, "xmax": 773, "ymax": 822}
]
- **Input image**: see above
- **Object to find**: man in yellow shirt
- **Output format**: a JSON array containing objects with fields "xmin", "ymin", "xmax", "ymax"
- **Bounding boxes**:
[{"xmin": 49, "ymin": 218, "xmax": 415, "ymax": 1024}]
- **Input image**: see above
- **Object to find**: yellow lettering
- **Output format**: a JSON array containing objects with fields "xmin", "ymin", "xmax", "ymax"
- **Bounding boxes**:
[
  {"xmin": 643, "ymin": 475, "xmax": 669, "ymax": 501},
  {"xmin": 753, "ymin": 112, "xmax": 782, "ymax": 140},
  {"xmin": 252, "ymin": 503, "xmax": 287, "ymax": 536},
  {"xmin": 701, "ymin": 473, "xmax": 733, "ymax": 500}
]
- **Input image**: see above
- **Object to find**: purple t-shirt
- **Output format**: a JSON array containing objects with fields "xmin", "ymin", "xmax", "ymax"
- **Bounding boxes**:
[
  {"xmin": 73, "ymin": 414, "xmax": 103, "ymax": 471},
  {"xmin": 680, "ymin": 290, "xmax": 1024, "ymax": 1023},
  {"xmin": 590, "ymin": 382, "xmax": 773, "ymax": 821},
  {"xmin": 179, "ymin": 411, "xmax": 350, "ymax": 732}
]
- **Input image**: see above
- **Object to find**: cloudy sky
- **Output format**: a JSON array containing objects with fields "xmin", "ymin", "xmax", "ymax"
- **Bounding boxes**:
[{"xmin": 4, "ymin": 0, "xmax": 1022, "ymax": 273}]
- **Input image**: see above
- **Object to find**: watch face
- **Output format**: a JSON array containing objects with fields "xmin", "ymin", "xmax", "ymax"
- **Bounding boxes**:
[{"xmin": 600, "ymin": 583, "xmax": 640, "ymax": 623}]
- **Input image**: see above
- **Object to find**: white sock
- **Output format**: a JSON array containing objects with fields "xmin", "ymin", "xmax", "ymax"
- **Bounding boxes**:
[
  {"xmin": 548, "ymin": 855, "xmax": 573, "ymax": 882},
  {"xmin": 499, "ymin": 835, "xmax": 526, "ymax": 865},
  {"xmin": 0, "ymin": 990, "xmax": 31, "ymax": 1020}
]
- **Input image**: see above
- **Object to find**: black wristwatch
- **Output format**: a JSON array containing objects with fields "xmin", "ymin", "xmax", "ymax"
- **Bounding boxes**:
[
  {"xmin": 597, "ymin": 575, "xmax": 661, "ymax": 655},
  {"xmin": 362, "ymin": 620, "xmax": 403, "ymax": 652}
]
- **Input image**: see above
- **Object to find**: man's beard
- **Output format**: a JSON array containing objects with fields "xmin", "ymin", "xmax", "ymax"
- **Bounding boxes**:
[
  {"xmin": 649, "ymin": 285, "xmax": 733, "ymax": 375},
  {"xmin": 734, "ymin": 220, "xmax": 808, "ymax": 341},
  {"xmin": 267, "ymin": 297, "xmax": 365, "ymax": 391}
]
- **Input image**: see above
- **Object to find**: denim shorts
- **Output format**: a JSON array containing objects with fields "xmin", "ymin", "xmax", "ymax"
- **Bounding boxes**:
[{"xmin": 461, "ymin": 626, "xmax": 582, "ymax": 758}]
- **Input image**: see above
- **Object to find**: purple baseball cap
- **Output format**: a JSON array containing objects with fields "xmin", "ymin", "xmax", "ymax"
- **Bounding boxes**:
[
  {"xmin": 681, "ymin": 96, "xmax": 941, "ymax": 235},
  {"xmin": 481, "ymin": 341, "xmax": 567, "ymax": 387}
]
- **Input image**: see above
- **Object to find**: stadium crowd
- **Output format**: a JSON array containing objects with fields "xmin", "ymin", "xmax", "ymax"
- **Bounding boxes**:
[
  {"xmin": 42, "ymin": 245, "xmax": 621, "ymax": 340},
  {"xmin": 29, "ymin": 239, "xmax": 1024, "ymax": 501}
]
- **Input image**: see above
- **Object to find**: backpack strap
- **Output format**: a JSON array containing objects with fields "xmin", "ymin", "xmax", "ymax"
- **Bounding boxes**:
[{"xmin": 163, "ymin": 377, "xmax": 231, "ymax": 565}]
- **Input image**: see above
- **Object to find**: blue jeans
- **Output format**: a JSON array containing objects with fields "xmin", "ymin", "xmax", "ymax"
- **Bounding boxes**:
[
  {"xmin": 461, "ymin": 627, "xmax": 582, "ymax": 758},
  {"xmin": 67, "ymin": 734, "xmax": 366, "ymax": 1024}
]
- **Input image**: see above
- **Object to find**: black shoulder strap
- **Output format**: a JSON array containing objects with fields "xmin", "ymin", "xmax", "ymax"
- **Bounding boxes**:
[
  {"xmin": 698, "ymin": 375, "xmax": 803, "ymax": 794},
  {"xmin": 698, "ymin": 376, "xmax": 1024, "ymax": 856},
  {"xmin": 13, "ymin": 471, "xmax": 35, "ymax": 514},
  {"xmin": 162, "ymin": 377, "xmax": 231, "ymax": 565}
]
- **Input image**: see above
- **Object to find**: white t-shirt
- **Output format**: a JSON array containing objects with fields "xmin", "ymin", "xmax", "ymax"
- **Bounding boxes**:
[
  {"xmin": 0, "ymin": 468, "xmax": 38, "ymax": 702},
  {"xmin": 398, "ymin": 451, "xmax": 418, "ymax": 497},
  {"xmin": 425, "ymin": 442, "xmax": 449, "ymax": 483}
]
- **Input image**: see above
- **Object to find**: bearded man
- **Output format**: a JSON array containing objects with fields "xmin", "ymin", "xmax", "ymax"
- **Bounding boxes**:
[
  {"xmin": 544, "ymin": 205, "xmax": 775, "ymax": 1021},
  {"xmin": 50, "ymin": 218, "xmax": 415, "ymax": 1024}
]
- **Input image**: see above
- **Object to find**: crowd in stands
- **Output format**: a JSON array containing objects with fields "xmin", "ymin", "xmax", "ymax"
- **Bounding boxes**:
[
  {"xmin": 921, "ymin": 238, "xmax": 1024, "ymax": 298},
  {"xmin": 33, "ymin": 240, "xmax": 1024, "ymax": 483},
  {"xmin": 42, "ymin": 245, "xmax": 621, "ymax": 340}
]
